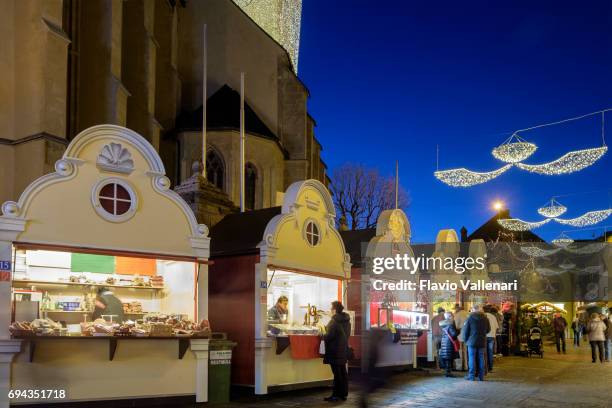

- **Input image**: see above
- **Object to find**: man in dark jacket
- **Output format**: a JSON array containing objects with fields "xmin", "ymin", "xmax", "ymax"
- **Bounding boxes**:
[
  {"xmin": 461, "ymin": 304, "xmax": 490, "ymax": 381},
  {"xmin": 552, "ymin": 313, "xmax": 567, "ymax": 354},
  {"xmin": 323, "ymin": 301, "xmax": 351, "ymax": 402}
]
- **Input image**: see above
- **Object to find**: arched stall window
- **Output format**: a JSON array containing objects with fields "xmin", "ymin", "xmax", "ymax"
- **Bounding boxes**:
[
  {"xmin": 206, "ymin": 149, "xmax": 224, "ymax": 190},
  {"xmin": 245, "ymin": 163, "xmax": 257, "ymax": 210}
]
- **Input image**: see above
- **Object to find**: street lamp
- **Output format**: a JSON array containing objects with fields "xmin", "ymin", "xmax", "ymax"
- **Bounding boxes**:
[{"xmin": 493, "ymin": 200, "xmax": 504, "ymax": 212}]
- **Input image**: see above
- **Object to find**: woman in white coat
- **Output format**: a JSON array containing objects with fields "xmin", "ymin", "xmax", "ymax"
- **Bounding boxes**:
[{"xmin": 587, "ymin": 313, "xmax": 606, "ymax": 363}]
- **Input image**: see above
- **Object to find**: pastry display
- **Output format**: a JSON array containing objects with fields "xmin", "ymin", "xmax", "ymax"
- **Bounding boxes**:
[
  {"xmin": 123, "ymin": 301, "xmax": 143, "ymax": 314},
  {"xmin": 150, "ymin": 276, "xmax": 164, "ymax": 287},
  {"xmin": 9, "ymin": 321, "xmax": 34, "ymax": 337}
]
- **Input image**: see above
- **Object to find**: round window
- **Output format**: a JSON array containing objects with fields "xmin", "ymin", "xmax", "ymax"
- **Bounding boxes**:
[
  {"xmin": 305, "ymin": 220, "xmax": 320, "ymax": 247},
  {"xmin": 92, "ymin": 179, "xmax": 137, "ymax": 222}
]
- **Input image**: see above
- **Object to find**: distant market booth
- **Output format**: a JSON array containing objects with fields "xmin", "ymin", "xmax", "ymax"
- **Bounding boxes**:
[
  {"xmin": 0, "ymin": 125, "xmax": 212, "ymax": 407},
  {"xmin": 343, "ymin": 209, "xmax": 429, "ymax": 369},
  {"xmin": 208, "ymin": 180, "xmax": 351, "ymax": 394}
]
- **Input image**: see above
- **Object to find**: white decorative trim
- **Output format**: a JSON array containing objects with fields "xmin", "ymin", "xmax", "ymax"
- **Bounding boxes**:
[
  {"xmin": 0, "ymin": 124, "xmax": 210, "ymax": 260},
  {"xmin": 54, "ymin": 159, "xmax": 75, "ymax": 177},
  {"xmin": 190, "ymin": 236, "xmax": 211, "ymax": 259},
  {"xmin": 1, "ymin": 202, "xmax": 19, "ymax": 218},
  {"xmin": 1, "ymin": 158, "xmax": 83, "ymax": 219},
  {"xmin": 64, "ymin": 124, "xmax": 165, "ymax": 174},
  {"xmin": 0, "ymin": 216, "xmax": 26, "ymax": 242},
  {"xmin": 96, "ymin": 142, "xmax": 135, "ymax": 174},
  {"xmin": 258, "ymin": 180, "xmax": 350, "ymax": 275},
  {"xmin": 281, "ymin": 180, "xmax": 335, "ymax": 217},
  {"xmin": 375, "ymin": 209, "xmax": 412, "ymax": 243},
  {"xmin": 148, "ymin": 173, "xmax": 209, "ymax": 240},
  {"xmin": 91, "ymin": 178, "xmax": 138, "ymax": 223}
]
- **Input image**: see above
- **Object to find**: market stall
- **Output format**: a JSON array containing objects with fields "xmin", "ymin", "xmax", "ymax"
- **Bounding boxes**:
[
  {"xmin": 344, "ymin": 209, "xmax": 428, "ymax": 368},
  {"xmin": 208, "ymin": 180, "xmax": 350, "ymax": 394},
  {"xmin": 0, "ymin": 125, "xmax": 212, "ymax": 406}
]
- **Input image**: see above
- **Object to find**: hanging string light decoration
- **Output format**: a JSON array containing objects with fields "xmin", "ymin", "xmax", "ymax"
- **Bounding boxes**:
[
  {"xmin": 538, "ymin": 198, "xmax": 567, "ymax": 218},
  {"xmin": 520, "ymin": 246, "xmax": 561, "ymax": 257},
  {"xmin": 554, "ymin": 209, "xmax": 612, "ymax": 227},
  {"xmin": 565, "ymin": 242, "xmax": 606, "ymax": 255},
  {"xmin": 558, "ymin": 260, "xmax": 576, "ymax": 270},
  {"xmin": 515, "ymin": 146, "xmax": 608, "ymax": 175},
  {"xmin": 492, "ymin": 134, "xmax": 537, "ymax": 163},
  {"xmin": 551, "ymin": 233, "xmax": 574, "ymax": 248},
  {"xmin": 497, "ymin": 218, "xmax": 551, "ymax": 231},
  {"xmin": 434, "ymin": 109, "xmax": 609, "ymax": 187},
  {"xmin": 499, "ymin": 208, "xmax": 612, "ymax": 230},
  {"xmin": 434, "ymin": 165, "xmax": 512, "ymax": 187}
]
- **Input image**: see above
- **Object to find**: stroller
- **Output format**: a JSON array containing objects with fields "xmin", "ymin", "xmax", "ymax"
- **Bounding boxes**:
[{"xmin": 526, "ymin": 326, "xmax": 544, "ymax": 358}]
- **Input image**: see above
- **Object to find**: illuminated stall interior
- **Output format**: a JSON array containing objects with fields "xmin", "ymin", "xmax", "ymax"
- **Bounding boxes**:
[
  {"xmin": 12, "ymin": 248, "xmax": 196, "ymax": 325},
  {"xmin": 266, "ymin": 269, "xmax": 339, "ymax": 333}
]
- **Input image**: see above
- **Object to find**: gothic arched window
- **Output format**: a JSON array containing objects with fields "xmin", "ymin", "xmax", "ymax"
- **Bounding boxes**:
[
  {"xmin": 245, "ymin": 163, "xmax": 257, "ymax": 210},
  {"xmin": 206, "ymin": 149, "xmax": 224, "ymax": 190}
]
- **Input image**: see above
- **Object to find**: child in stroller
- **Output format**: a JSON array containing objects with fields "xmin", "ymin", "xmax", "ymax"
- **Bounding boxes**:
[{"xmin": 527, "ymin": 325, "xmax": 544, "ymax": 358}]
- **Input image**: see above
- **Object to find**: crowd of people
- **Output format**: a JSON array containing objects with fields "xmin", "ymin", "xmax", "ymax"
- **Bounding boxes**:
[
  {"xmin": 435, "ymin": 305, "xmax": 612, "ymax": 381},
  {"xmin": 434, "ymin": 303, "xmax": 503, "ymax": 381}
]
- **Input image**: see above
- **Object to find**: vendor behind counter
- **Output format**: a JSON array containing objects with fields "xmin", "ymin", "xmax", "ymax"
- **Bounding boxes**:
[
  {"xmin": 268, "ymin": 296, "xmax": 289, "ymax": 324},
  {"xmin": 92, "ymin": 287, "xmax": 125, "ymax": 322}
]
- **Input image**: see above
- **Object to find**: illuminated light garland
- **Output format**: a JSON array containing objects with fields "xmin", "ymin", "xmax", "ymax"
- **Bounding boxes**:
[
  {"xmin": 492, "ymin": 134, "xmax": 537, "ymax": 163},
  {"xmin": 435, "ymin": 109, "xmax": 609, "ymax": 187},
  {"xmin": 538, "ymin": 198, "xmax": 567, "ymax": 218},
  {"xmin": 515, "ymin": 146, "xmax": 608, "ymax": 175},
  {"xmin": 558, "ymin": 260, "xmax": 576, "ymax": 270},
  {"xmin": 565, "ymin": 243, "xmax": 606, "ymax": 255},
  {"xmin": 497, "ymin": 217, "xmax": 551, "ymax": 231},
  {"xmin": 554, "ymin": 209, "xmax": 612, "ymax": 227},
  {"xmin": 577, "ymin": 265, "xmax": 604, "ymax": 274},
  {"xmin": 536, "ymin": 267, "xmax": 562, "ymax": 276},
  {"xmin": 551, "ymin": 233, "xmax": 573, "ymax": 248},
  {"xmin": 233, "ymin": 0, "xmax": 302, "ymax": 72},
  {"xmin": 434, "ymin": 165, "xmax": 512, "ymax": 187},
  {"xmin": 520, "ymin": 246, "xmax": 561, "ymax": 257}
]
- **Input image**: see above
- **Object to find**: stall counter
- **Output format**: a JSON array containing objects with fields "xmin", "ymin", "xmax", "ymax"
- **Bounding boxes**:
[
  {"xmin": 10, "ymin": 337, "xmax": 210, "ymax": 404},
  {"xmin": 263, "ymin": 337, "xmax": 332, "ymax": 392}
]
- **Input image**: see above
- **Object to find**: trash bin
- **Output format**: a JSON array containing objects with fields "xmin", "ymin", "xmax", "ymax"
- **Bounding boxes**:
[{"xmin": 208, "ymin": 333, "xmax": 237, "ymax": 403}]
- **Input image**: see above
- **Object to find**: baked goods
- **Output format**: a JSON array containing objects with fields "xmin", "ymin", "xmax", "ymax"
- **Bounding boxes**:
[
  {"xmin": 9, "ymin": 321, "xmax": 34, "ymax": 337},
  {"xmin": 149, "ymin": 323, "xmax": 173, "ymax": 337},
  {"xmin": 150, "ymin": 276, "xmax": 164, "ymax": 287},
  {"xmin": 123, "ymin": 301, "xmax": 143, "ymax": 314},
  {"xmin": 30, "ymin": 318, "xmax": 62, "ymax": 336}
]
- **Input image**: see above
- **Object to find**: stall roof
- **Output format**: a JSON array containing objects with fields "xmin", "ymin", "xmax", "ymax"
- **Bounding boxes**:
[
  {"xmin": 210, "ymin": 207, "xmax": 282, "ymax": 257},
  {"xmin": 339, "ymin": 228, "xmax": 376, "ymax": 268}
]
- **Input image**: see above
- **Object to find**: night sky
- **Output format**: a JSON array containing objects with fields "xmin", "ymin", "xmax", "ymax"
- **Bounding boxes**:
[{"xmin": 299, "ymin": 0, "xmax": 612, "ymax": 243}]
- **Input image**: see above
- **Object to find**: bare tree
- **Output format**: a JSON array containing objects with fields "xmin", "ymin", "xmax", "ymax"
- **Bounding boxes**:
[{"xmin": 330, "ymin": 163, "xmax": 409, "ymax": 230}]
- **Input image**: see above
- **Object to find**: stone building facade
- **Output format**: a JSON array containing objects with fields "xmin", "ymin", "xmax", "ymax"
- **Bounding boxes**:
[{"xmin": 0, "ymin": 0, "xmax": 329, "ymax": 223}]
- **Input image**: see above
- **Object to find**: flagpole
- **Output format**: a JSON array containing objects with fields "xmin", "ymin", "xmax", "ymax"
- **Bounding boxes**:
[
  {"xmin": 240, "ymin": 72, "xmax": 245, "ymax": 212},
  {"xmin": 395, "ymin": 160, "xmax": 399, "ymax": 209},
  {"xmin": 202, "ymin": 24, "xmax": 207, "ymax": 178}
]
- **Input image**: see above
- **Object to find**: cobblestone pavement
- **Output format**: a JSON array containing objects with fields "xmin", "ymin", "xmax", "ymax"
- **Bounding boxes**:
[{"xmin": 220, "ymin": 343, "xmax": 612, "ymax": 408}]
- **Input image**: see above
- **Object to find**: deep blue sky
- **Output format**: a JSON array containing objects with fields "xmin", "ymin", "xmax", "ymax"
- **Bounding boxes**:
[{"xmin": 299, "ymin": 0, "xmax": 612, "ymax": 243}]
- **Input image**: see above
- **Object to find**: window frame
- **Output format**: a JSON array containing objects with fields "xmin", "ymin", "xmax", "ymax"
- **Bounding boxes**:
[
  {"xmin": 304, "ymin": 219, "xmax": 321, "ymax": 247},
  {"xmin": 91, "ymin": 178, "xmax": 138, "ymax": 223}
]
